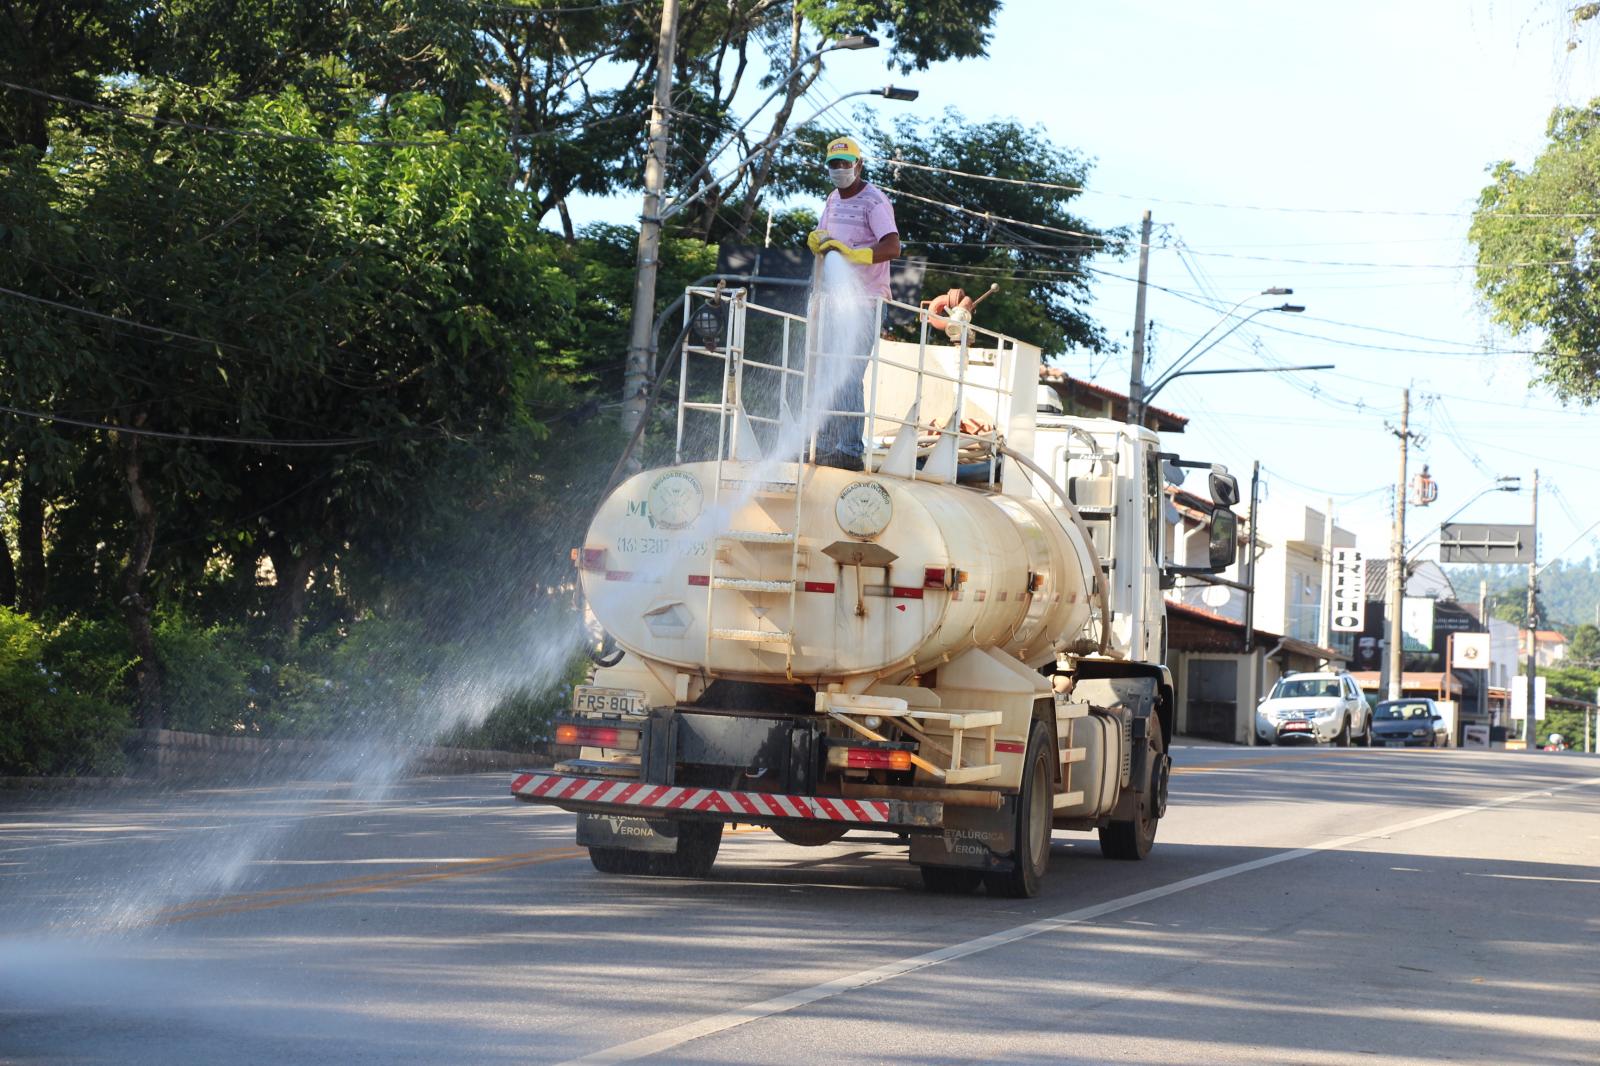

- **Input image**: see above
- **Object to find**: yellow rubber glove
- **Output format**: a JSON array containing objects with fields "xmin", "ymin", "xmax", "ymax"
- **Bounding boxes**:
[
  {"xmin": 805, "ymin": 229, "xmax": 830, "ymax": 255},
  {"xmin": 821, "ymin": 239, "xmax": 873, "ymax": 265}
]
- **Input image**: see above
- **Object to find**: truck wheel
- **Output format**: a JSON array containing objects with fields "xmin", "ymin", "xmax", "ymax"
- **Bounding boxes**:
[
  {"xmin": 774, "ymin": 823, "xmax": 850, "ymax": 847},
  {"xmin": 648, "ymin": 820, "xmax": 722, "ymax": 878},
  {"xmin": 588, "ymin": 847, "xmax": 649, "ymax": 875},
  {"xmin": 983, "ymin": 721, "xmax": 1054, "ymax": 899},
  {"xmin": 1099, "ymin": 721, "xmax": 1166, "ymax": 861},
  {"xmin": 1335, "ymin": 717, "xmax": 1351, "ymax": 747},
  {"xmin": 919, "ymin": 866, "xmax": 984, "ymax": 894}
]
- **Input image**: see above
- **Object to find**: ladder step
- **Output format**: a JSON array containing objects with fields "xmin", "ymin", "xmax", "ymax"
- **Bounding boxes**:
[
  {"xmin": 711, "ymin": 627, "xmax": 793, "ymax": 646},
  {"xmin": 719, "ymin": 530, "xmax": 796, "ymax": 545},
  {"xmin": 683, "ymin": 401, "xmax": 734, "ymax": 413},
  {"xmin": 711, "ymin": 577, "xmax": 794, "ymax": 593},
  {"xmin": 721, "ymin": 478, "xmax": 798, "ymax": 497},
  {"xmin": 1051, "ymin": 790, "xmax": 1085, "ymax": 810},
  {"xmin": 1059, "ymin": 747, "xmax": 1087, "ymax": 765}
]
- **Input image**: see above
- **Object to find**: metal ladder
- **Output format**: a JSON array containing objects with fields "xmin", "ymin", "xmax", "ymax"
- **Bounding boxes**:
[{"xmin": 685, "ymin": 288, "xmax": 809, "ymax": 671}]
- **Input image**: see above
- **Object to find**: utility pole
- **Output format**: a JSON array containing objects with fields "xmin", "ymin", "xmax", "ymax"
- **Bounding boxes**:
[
  {"xmin": 1126, "ymin": 210, "xmax": 1153, "ymax": 427},
  {"xmin": 1479, "ymin": 578, "xmax": 1489, "ymax": 726},
  {"xmin": 1385, "ymin": 387, "xmax": 1413, "ymax": 701},
  {"xmin": 1523, "ymin": 468, "xmax": 1539, "ymax": 749},
  {"xmin": 621, "ymin": 0, "xmax": 682, "ymax": 464},
  {"xmin": 1319, "ymin": 495, "xmax": 1334, "ymax": 649},
  {"xmin": 1245, "ymin": 460, "xmax": 1261, "ymax": 746}
]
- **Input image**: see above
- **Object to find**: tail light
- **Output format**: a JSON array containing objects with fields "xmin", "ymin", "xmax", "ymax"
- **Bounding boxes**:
[
  {"xmin": 827, "ymin": 746, "xmax": 913, "ymax": 771},
  {"xmin": 579, "ymin": 547, "xmax": 607, "ymax": 572},
  {"xmin": 554, "ymin": 722, "xmax": 634, "ymax": 747}
]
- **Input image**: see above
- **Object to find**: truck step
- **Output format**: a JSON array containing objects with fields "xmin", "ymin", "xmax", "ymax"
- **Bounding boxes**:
[
  {"xmin": 711, "ymin": 627, "xmax": 793, "ymax": 647},
  {"xmin": 939, "ymin": 764, "xmax": 1002, "ymax": 785},
  {"xmin": 1051, "ymin": 790, "xmax": 1086, "ymax": 809},
  {"xmin": 711, "ymin": 577, "xmax": 793, "ymax": 593},
  {"xmin": 721, "ymin": 477, "xmax": 798, "ymax": 497},
  {"xmin": 719, "ymin": 529, "xmax": 796, "ymax": 545}
]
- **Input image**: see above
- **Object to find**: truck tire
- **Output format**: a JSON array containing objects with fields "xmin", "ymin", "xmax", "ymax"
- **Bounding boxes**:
[
  {"xmin": 919, "ymin": 866, "xmax": 984, "ymax": 894},
  {"xmin": 983, "ymin": 721, "xmax": 1054, "ymax": 899},
  {"xmin": 588, "ymin": 847, "xmax": 650, "ymax": 875},
  {"xmin": 774, "ymin": 823, "xmax": 850, "ymax": 847},
  {"xmin": 1099, "ymin": 720, "xmax": 1166, "ymax": 861},
  {"xmin": 648, "ymin": 820, "xmax": 722, "ymax": 878}
]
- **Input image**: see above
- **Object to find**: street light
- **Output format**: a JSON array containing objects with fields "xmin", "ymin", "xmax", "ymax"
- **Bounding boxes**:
[
  {"xmin": 663, "ymin": 84, "xmax": 918, "ymax": 222},
  {"xmin": 1382, "ymin": 475, "xmax": 1521, "ymax": 704},
  {"xmin": 666, "ymin": 35, "xmax": 879, "ymax": 216},
  {"xmin": 1403, "ymin": 476, "xmax": 1522, "ymax": 565},
  {"xmin": 624, "ymin": 24, "xmax": 882, "ymax": 448},
  {"xmin": 1135, "ymin": 300, "xmax": 1308, "ymax": 416}
]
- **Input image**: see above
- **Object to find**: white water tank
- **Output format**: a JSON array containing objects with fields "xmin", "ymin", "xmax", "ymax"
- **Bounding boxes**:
[{"xmin": 580, "ymin": 462, "xmax": 1099, "ymax": 683}]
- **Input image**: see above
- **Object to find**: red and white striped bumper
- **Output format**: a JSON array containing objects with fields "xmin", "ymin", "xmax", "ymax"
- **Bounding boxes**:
[{"xmin": 510, "ymin": 772, "xmax": 943, "ymax": 829}]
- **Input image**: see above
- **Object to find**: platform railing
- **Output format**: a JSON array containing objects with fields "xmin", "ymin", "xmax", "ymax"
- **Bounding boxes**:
[{"xmin": 673, "ymin": 284, "xmax": 1022, "ymax": 484}]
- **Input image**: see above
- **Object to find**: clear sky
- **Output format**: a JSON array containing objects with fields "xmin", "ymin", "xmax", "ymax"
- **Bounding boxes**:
[{"xmin": 574, "ymin": 1, "xmax": 1600, "ymax": 572}]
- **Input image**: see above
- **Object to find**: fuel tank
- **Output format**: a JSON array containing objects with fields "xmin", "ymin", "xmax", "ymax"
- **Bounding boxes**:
[{"xmin": 579, "ymin": 460, "xmax": 1099, "ymax": 683}]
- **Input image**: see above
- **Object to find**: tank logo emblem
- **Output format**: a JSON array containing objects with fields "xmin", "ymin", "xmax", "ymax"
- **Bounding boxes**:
[
  {"xmin": 647, "ymin": 471, "xmax": 703, "ymax": 530},
  {"xmin": 836, "ymin": 481, "xmax": 893, "ymax": 539}
]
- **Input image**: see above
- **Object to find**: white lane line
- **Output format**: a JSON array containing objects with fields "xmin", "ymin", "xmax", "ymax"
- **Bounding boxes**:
[{"xmin": 559, "ymin": 773, "xmax": 1600, "ymax": 1066}]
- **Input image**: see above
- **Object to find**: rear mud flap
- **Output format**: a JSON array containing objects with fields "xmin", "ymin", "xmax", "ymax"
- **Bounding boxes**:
[
  {"xmin": 576, "ymin": 813, "xmax": 682, "ymax": 853},
  {"xmin": 908, "ymin": 798, "xmax": 1017, "ymax": 872}
]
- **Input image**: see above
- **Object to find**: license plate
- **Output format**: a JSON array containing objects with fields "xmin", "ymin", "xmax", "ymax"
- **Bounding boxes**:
[
  {"xmin": 572, "ymin": 686, "xmax": 649, "ymax": 715},
  {"xmin": 1282, "ymin": 721, "xmax": 1310, "ymax": 732}
]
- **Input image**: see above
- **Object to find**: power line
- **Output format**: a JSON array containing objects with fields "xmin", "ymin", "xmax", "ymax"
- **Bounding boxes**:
[
  {"xmin": 1, "ymin": 80, "xmax": 638, "ymax": 147},
  {"xmin": 880, "ymin": 183, "xmax": 1110, "ymax": 242},
  {"xmin": 881, "ymin": 155, "xmax": 1600, "ymax": 220},
  {"xmin": 0, "ymin": 402, "xmax": 384, "ymax": 448},
  {"xmin": 473, "ymin": 0, "xmax": 643, "ymax": 13},
  {"xmin": 1184, "ymin": 247, "xmax": 1600, "ymax": 271},
  {"xmin": 0, "ymin": 283, "xmax": 256, "ymax": 354}
]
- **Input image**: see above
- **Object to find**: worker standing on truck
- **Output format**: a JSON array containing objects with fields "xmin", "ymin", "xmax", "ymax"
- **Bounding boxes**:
[{"xmin": 805, "ymin": 136, "xmax": 901, "ymax": 470}]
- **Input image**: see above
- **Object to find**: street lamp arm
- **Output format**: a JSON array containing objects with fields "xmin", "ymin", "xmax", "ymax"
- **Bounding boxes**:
[
  {"xmin": 662, "ymin": 87, "xmax": 909, "ymax": 222},
  {"xmin": 1142, "ymin": 361, "xmax": 1330, "ymax": 409},
  {"xmin": 662, "ymin": 36, "xmax": 880, "ymax": 222},
  {"xmin": 1159, "ymin": 363, "xmax": 1335, "ymax": 380},
  {"xmin": 1144, "ymin": 305, "xmax": 1303, "ymax": 404},
  {"xmin": 1403, "ymin": 480, "xmax": 1522, "ymax": 566},
  {"xmin": 1536, "ymin": 515, "xmax": 1600, "ymax": 575}
]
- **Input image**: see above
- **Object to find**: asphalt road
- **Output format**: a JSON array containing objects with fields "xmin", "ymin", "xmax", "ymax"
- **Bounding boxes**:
[{"xmin": 2, "ymin": 745, "xmax": 1597, "ymax": 1065}]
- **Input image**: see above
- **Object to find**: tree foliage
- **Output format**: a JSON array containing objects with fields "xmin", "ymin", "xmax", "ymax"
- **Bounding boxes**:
[
  {"xmin": 1471, "ymin": 101, "xmax": 1600, "ymax": 403},
  {"xmin": 868, "ymin": 108, "xmax": 1123, "ymax": 354},
  {"xmin": 0, "ymin": 0, "xmax": 1125, "ymax": 748}
]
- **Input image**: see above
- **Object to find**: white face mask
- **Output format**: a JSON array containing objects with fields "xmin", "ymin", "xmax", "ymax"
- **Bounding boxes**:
[{"xmin": 828, "ymin": 164, "xmax": 857, "ymax": 189}]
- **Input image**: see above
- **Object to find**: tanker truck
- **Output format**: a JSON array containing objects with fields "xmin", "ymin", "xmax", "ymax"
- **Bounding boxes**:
[{"xmin": 511, "ymin": 279, "xmax": 1240, "ymax": 897}]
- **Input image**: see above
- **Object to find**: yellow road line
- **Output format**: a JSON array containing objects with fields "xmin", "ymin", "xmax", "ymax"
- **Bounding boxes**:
[
  {"xmin": 153, "ymin": 846, "xmax": 588, "ymax": 926},
  {"xmin": 155, "ymin": 848, "xmax": 581, "ymax": 917},
  {"xmin": 1171, "ymin": 750, "xmax": 1356, "ymax": 775},
  {"xmin": 154, "ymin": 825, "xmax": 771, "ymax": 926}
]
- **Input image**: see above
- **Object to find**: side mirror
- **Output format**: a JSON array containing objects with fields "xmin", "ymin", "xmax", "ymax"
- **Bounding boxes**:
[
  {"xmin": 1209, "ymin": 468, "xmax": 1241, "ymax": 508},
  {"xmin": 1208, "ymin": 509, "xmax": 1238, "ymax": 571}
]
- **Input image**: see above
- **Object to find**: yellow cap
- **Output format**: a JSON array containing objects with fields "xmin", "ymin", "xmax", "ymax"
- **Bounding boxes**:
[{"xmin": 824, "ymin": 136, "xmax": 863, "ymax": 163}]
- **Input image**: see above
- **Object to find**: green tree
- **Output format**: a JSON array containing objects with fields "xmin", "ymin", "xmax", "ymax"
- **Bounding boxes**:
[
  {"xmin": 869, "ymin": 109, "xmax": 1124, "ymax": 355},
  {"xmin": 1, "ymin": 86, "xmax": 581, "ymax": 723},
  {"xmin": 1471, "ymin": 101, "xmax": 1600, "ymax": 403},
  {"xmin": 1568, "ymin": 622, "xmax": 1600, "ymax": 664}
]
